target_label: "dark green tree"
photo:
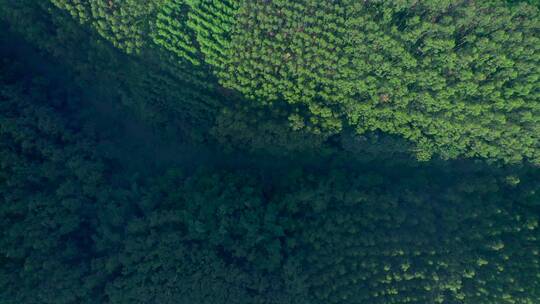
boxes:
[0,55,106,303]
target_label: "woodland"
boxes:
[0,1,539,303]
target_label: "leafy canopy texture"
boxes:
[219,1,540,163]
[1,1,540,304]
[48,0,540,163]
[0,57,107,303]
[282,169,540,304]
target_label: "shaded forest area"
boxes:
[1,1,539,304]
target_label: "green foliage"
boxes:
[218,1,540,163]
[152,0,202,65]
[107,240,281,304]
[0,56,105,304]
[105,171,296,303]
[284,170,540,303]
[1,1,539,304]
[211,101,327,156]
[22,0,540,164]
[183,0,239,69]
[50,0,162,54]
[0,0,223,141]
[138,170,287,272]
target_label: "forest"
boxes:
[0,1,539,303]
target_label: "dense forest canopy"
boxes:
[1,0,539,303]
[41,0,540,163]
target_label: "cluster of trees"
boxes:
[152,0,202,65]
[49,0,158,54]
[287,169,540,303]
[221,0,540,163]
[1,71,538,302]
[1,0,223,140]
[50,0,540,163]
[1,1,539,303]
[13,0,540,164]
[19,0,539,163]
[0,41,108,302]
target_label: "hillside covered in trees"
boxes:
[1,1,539,303]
